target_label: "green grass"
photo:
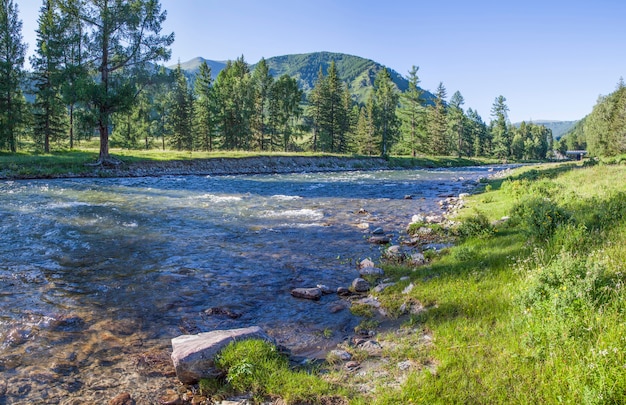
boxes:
[362,162,626,404]
[199,339,346,404]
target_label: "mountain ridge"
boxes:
[167,51,434,104]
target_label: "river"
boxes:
[0,167,500,404]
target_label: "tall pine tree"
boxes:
[0,0,26,152]
[32,0,67,152]
[398,66,426,156]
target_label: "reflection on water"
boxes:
[0,167,497,403]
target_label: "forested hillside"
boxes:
[169,52,434,105]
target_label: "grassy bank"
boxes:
[359,162,626,404]
[0,149,498,179]
[198,161,626,404]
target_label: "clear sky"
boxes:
[16,0,626,123]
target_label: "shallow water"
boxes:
[0,167,499,403]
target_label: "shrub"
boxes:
[455,211,493,240]
[511,197,571,241]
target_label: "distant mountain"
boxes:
[170,52,434,105]
[167,57,226,80]
[513,120,579,139]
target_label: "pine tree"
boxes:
[490,95,511,159]
[168,65,193,150]
[372,68,399,156]
[307,66,327,152]
[427,82,449,155]
[448,91,466,157]
[31,0,67,153]
[268,74,303,151]
[398,66,426,156]
[74,0,174,163]
[467,108,489,157]
[316,61,344,152]
[57,0,89,149]
[214,56,254,150]
[194,61,217,151]
[251,58,273,150]
[0,0,26,152]
[353,99,377,155]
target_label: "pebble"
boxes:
[352,278,370,292]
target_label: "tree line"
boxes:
[558,79,626,158]
[0,0,554,161]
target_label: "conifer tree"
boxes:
[372,68,399,156]
[71,0,174,163]
[268,74,302,151]
[448,91,466,157]
[168,65,193,150]
[32,0,67,152]
[427,82,449,155]
[398,66,426,156]
[490,95,511,159]
[0,0,26,152]
[251,58,273,150]
[194,61,218,151]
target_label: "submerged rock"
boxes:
[204,307,242,319]
[291,287,323,300]
[108,392,134,405]
[368,236,391,244]
[171,326,274,384]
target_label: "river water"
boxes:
[0,167,499,404]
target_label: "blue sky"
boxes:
[17,0,626,123]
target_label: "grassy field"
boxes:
[196,161,626,404]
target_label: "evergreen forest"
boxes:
[0,0,558,163]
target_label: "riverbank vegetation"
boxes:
[200,161,626,404]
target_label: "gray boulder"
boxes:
[359,266,384,277]
[171,326,274,384]
[291,287,323,300]
[352,278,370,292]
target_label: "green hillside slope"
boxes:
[171,51,434,105]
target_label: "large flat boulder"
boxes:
[171,326,274,384]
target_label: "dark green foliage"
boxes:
[0,0,27,152]
[490,95,511,159]
[372,68,400,156]
[397,66,426,156]
[31,0,67,152]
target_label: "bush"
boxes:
[455,211,493,240]
[511,197,571,241]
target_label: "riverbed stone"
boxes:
[352,278,370,292]
[409,252,426,266]
[359,266,384,277]
[368,235,391,244]
[317,284,334,294]
[108,392,134,405]
[171,326,274,384]
[359,258,376,268]
[371,227,385,235]
[291,287,322,300]
[329,349,352,361]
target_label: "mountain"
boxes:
[513,120,579,139]
[169,52,434,105]
[167,57,226,80]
